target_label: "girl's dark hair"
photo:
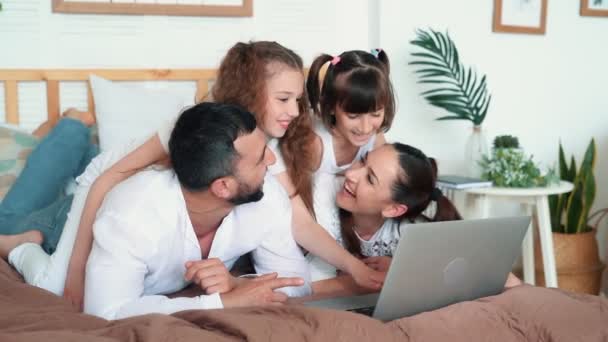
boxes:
[211,41,317,213]
[307,50,395,132]
[340,143,462,256]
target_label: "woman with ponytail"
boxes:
[337,143,460,264]
[310,142,521,293]
[304,143,460,282]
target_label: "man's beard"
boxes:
[229,179,264,205]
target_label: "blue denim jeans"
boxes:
[0,118,98,254]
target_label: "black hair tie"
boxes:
[430,187,443,202]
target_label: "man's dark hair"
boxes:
[169,102,257,192]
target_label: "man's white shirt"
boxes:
[84,168,311,320]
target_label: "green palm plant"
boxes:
[549,139,597,234]
[409,29,491,126]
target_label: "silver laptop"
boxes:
[304,216,531,321]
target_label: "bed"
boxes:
[1,256,606,341]
[1,69,607,341]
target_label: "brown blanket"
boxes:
[1,258,606,341]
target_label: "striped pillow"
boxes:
[0,125,39,199]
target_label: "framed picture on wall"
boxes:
[493,0,548,34]
[52,0,253,17]
[581,0,608,17]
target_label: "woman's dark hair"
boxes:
[307,50,395,132]
[340,143,462,256]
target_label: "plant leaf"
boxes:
[409,28,490,125]
[420,85,462,93]
[558,142,569,180]
[578,171,596,233]
[418,79,461,86]
[425,94,468,103]
[436,116,471,121]
[565,175,584,234]
[408,61,451,69]
[576,139,596,233]
[581,138,596,171]
[415,69,452,78]
[549,194,559,231]
[568,156,577,182]
[471,78,488,110]
[554,141,568,231]
[410,52,444,61]
[425,102,471,115]
[477,94,491,125]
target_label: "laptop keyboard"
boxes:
[347,306,375,316]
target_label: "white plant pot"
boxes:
[464,125,488,178]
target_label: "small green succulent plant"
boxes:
[479,135,557,188]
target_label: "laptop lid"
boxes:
[373,216,530,321]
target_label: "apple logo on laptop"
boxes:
[443,257,474,301]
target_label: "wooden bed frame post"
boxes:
[46,80,60,124]
[196,80,209,103]
[4,80,19,124]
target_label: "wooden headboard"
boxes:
[0,69,217,125]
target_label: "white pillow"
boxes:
[89,75,195,151]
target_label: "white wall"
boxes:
[379,0,608,291]
[0,0,371,68]
[0,0,371,129]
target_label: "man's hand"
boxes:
[349,260,385,291]
[185,258,238,294]
[220,273,304,308]
[363,256,392,273]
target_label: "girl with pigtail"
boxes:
[268,49,398,281]
[284,51,519,289]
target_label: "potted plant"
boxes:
[536,139,606,294]
[479,135,558,188]
[409,28,491,177]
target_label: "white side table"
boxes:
[461,181,573,288]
